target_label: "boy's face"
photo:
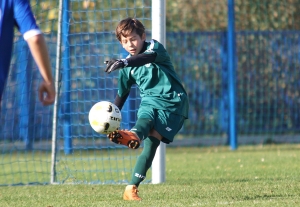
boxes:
[120,31,146,56]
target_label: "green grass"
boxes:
[1,144,300,206]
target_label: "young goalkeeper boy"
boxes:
[104,17,189,201]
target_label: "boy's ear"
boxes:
[142,33,146,41]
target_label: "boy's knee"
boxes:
[148,129,162,141]
[143,136,161,149]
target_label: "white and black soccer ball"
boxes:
[88,101,122,134]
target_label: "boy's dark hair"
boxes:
[115,18,145,42]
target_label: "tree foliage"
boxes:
[166,0,300,31]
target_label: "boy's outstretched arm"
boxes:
[104,53,157,74]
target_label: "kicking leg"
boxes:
[107,118,154,149]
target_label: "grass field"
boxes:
[0,144,300,206]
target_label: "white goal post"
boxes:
[151,0,166,184]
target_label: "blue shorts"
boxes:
[137,106,185,144]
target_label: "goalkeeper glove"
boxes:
[104,59,128,74]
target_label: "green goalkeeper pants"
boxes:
[133,106,185,144]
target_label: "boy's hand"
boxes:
[104,59,128,74]
[38,81,56,106]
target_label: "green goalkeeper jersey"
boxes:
[117,39,189,118]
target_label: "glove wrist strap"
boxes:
[121,59,128,67]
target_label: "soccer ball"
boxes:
[88,101,122,134]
